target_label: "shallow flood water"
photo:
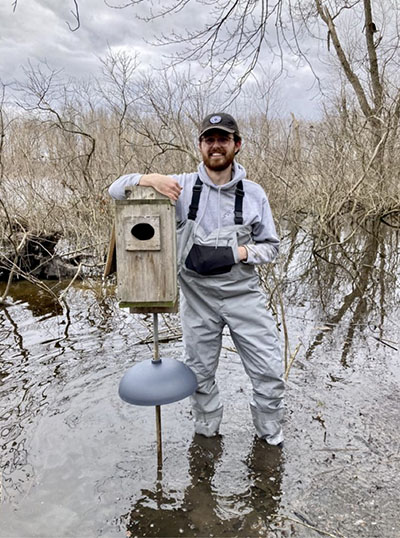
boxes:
[0,227,399,537]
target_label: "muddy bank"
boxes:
[0,228,399,538]
[0,232,90,282]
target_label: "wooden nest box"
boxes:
[114,186,178,313]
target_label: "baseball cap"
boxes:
[199,113,241,139]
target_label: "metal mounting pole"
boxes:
[153,313,162,468]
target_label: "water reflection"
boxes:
[276,221,400,364]
[0,280,63,318]
[0,226,399,536]
[125,436,283,537]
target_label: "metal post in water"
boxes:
[153,313,162,468]
[119,313,197,468]
[156,405,162,468]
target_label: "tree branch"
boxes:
[315,0,374,123]
[363,0,383,113]
[66,0,80,31]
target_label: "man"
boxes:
[109,112,285,446]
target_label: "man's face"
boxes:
[199,130,241,172]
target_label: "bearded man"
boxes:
[109,113,285,446]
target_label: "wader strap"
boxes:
[187,177,245,223]
[187,177,203,221]
[234,180,244,225]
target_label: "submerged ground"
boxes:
[0,227,399,538]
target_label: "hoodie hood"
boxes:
[197,161,247,189]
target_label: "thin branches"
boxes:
[11,0,80,31]
[0,232,27,305]
[315,0,374,122]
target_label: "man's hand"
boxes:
[238,246,248,262]
[139,173,182,201]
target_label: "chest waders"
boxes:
[177,178,285,445]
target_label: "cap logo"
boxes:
[209,115,222,124]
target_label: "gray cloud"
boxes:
[0,0,324,118]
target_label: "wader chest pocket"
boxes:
[185,244,235,275]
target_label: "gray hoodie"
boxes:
[108,161,279,265]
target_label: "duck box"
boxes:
[114,186,178,313]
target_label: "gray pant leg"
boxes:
[180,284,224,437]
[225,288,285,445]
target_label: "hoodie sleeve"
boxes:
[108,173,188,200]
[245,193,279,265]
[108,173,142,200]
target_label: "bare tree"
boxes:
[0,81,14,185]
[97,49,141,175]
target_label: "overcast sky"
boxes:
[0,0,326,119]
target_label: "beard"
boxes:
[201,146,236,171]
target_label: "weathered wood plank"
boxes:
[103,225,116,277]
[114,187,178,312]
